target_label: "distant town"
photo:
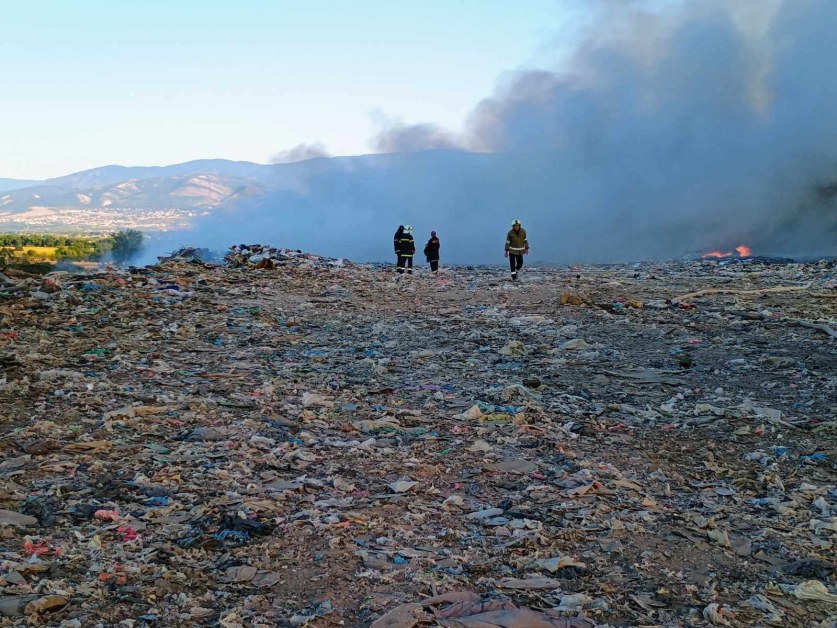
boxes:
[0,206,199,234]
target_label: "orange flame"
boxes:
[701,244,752,259]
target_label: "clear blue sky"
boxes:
[1,0,584,179]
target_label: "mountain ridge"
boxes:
[41,159,277,190]
[3,150,481,190]
[0,151,490,241]
[0,177,41,193]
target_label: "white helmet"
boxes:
[512,219,521,226]
[405,225,413,233]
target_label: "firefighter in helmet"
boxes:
[397,225,416,274]
[504,219,529,280]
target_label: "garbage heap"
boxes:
[0,252,835,627]
[157,248,222,265]
[224,244,353,271]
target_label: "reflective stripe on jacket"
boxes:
[398,234,416,257]
[505,228,528,252]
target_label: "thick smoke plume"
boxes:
[372,123,459,153]
[173,0,837,264]
[270,142,330,164]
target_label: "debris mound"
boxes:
[224,243,352,270]
[157,246,221,265]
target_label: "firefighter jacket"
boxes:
[398,233,416,257]
[424,237,440,261]
[505,228,529,253]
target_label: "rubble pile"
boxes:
[0,252,835,627]
[157,248,222,265]
[224,244,353,271]
[0,270,41,300]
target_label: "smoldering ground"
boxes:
[154,0,837,264]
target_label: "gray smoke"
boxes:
[373,122,460,153]
[270,142,330,164]
[169,0,837,264]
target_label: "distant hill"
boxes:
[0,153,480,233]
[0,172,262,214]
[0,177,41,193]
[0,156,367,219]
[0,162,274,235]
[42,160,276,190]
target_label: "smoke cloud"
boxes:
[270,142,330,164]
[373,122,461,153]
[167,0,837,264]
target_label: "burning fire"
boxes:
[701,244,752,260]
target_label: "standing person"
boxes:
[424,230,441,273]
[397,225,416,274]
[393,225,404,269]
[504,219,529,281]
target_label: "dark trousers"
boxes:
[429,259,439,272]
[397,256,413,274]
[509,253,523,276]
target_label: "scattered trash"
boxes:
[497,577,563,590]
[0,510,39,528]
[499,340,527,357]
[783,580,837,604]
[560,338,592,351]
[0,247,834,625]
[388,480,418,493]
[0,594,68,618]
[560,293,584,306]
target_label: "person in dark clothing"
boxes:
[397,225,416,274]
[394,225,404,264]
[504,219,529,281]
[424,230,440,273]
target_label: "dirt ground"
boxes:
[0,257,835,627]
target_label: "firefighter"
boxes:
[424,230,440,273]
[397,225,416,274]
[393,225,404,264]
[504,219,529,281]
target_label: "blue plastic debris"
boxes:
[801,452,827,463]
[214,529,250,544]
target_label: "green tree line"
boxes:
[0,229,144,265]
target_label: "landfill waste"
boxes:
[224,244,352,270]
[0,248,835,625]
[157,247,223,265]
